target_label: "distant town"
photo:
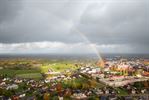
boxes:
[0,55,149,100]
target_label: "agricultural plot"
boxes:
[16,73,42,79]
[40,63,77,73]
[0,69,40,77]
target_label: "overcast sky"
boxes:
[0,0,148,54]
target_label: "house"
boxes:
[6,84,18,90]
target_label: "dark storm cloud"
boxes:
[76,0,149,45]
[0,0,22,23]
[0,0,87,43]
[0,0,148,53]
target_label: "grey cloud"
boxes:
[0,0,22,23]
[0,0,88,43]
[76,0,149,45]
[0,0,148,53]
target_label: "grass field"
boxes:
[0,62,77,79]
[115,87,128,95]
[0,69,40,77]
[62,76,105,89]
[16,73,42,79]
[40,63,77,73]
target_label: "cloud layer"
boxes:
[0,42,134,54]
[0,0,148,54]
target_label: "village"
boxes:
[0,57,149,100]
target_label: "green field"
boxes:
[40,63,77,73]
[115,87,128,95]
[16,73,42,79]
[0,69,40,77]
[61,77,105,89]
[0,62,78,79]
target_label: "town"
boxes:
[0,56,149,100]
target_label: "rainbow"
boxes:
[47,10,103,62]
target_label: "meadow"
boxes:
[16,73,42,79]
[0,69,40,77]
[40,63,77,73]
[0,59,79,79]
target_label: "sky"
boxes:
[0,0,148,54]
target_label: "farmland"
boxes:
[0,59,79,79]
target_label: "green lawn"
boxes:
[96,81,106,88]
[40,63,77,73]
[62,77,88,89]
[115,87,128,96]
[0,69,40,77]
[62,77,105,89]
[16,73,42,79]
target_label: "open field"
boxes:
[62,76,105,89]
[40,63,77,73]
[115,87,128,95]
[0,69,40,77]
[0,61,78,79]
[16,73,42,79]
[0,58,79,77]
